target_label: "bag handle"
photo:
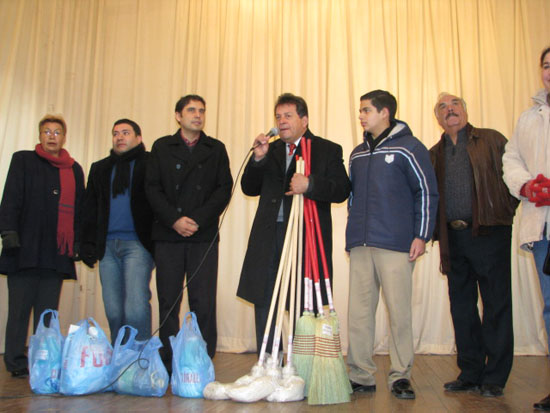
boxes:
[113,325,138,351]
[86,317,109,341]
[183,311,202,337]
[38,309,60,331]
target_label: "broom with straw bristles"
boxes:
[302,138,351,405]
[310,198,352,396]
[292,155,316,392]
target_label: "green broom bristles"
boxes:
[328,310,352,394]
[308,314,351,405]
[292,310,316,393]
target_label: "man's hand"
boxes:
[285,173,309,195]
[252,133,269,161]
[409,238,426,262]
[172,216,199,237]
[1,231,20,249]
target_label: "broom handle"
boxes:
[271,208,295,362]
[301,138,316,314]
[286,179,300,366]
[310,200,335,312]
[304,203,312,313]
[258,190,298,365]
[302,137,332,315]
[305,197,325,317]
[296,159,304,319]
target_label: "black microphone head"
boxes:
[266,127,279,138]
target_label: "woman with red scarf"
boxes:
[0,114,85,378]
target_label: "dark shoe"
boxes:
[443,379,480,392]
[534,394,550,411]
[391,379,415,399]
[480,383,503,397]
[350,380,376,393]
[11,368,29,378]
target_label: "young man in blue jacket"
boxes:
[346,90,438,399]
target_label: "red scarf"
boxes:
[35,144,76,256]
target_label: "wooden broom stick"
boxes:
[258,191,298,365]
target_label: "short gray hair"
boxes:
[434,92,467,116]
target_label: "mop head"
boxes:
[265,354,283,380]
[267,374,305,402]
[226,375,278,402]
[203,381,231,400]
[307,314,351,405]
[292,311,316,392]
[203,356,306,403]
[203,360,266,400]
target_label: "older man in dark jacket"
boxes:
[237,93,350,354]
[430,93,518,397]
[146,95,233,365]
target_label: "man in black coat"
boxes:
[81,119,154,342]
[145,95,233,363]
[237,93,350,354]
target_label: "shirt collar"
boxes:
[287,136,303,151]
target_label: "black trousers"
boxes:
[155,241,218,364]
[447,225,514,387]
[4,268,63,372]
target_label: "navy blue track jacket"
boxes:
[345,120,438,253]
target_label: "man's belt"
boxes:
[448,220,470,230]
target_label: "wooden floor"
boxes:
[0,353,549,412]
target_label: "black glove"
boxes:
[1,231,20,249]
[81,242,97,269]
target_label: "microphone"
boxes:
[266,127,279,138]
[251,128,279,151]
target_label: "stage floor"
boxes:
[0,352,548,412]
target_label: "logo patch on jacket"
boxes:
[385,154,394,164]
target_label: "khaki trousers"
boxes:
[347,246,414,388]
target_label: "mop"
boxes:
[267,183,305,403]
[205,179,305,402]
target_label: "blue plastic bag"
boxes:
[170,311,215,398]
[110,325,169,397]
[28,309,64,394]
[59,317,113,395]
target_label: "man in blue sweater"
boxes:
[346,90,438,399]
[82,119,154,342]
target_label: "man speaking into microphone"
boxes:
[237,93,350,353]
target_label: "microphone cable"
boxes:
[93,129,278,393]
[0,130,280,399]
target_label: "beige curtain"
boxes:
[1,0,549,356]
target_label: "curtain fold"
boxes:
[1,0,549,355]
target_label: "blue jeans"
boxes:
[99,239,154,342]
[532,239,550,353]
